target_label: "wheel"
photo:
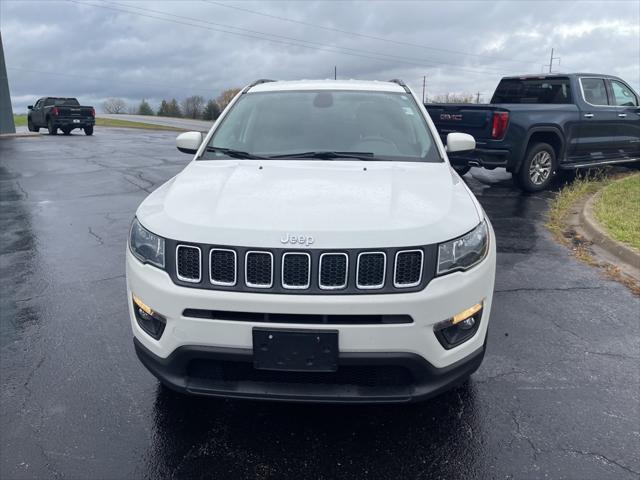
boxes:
[84,126,94,136]
[27,117,39,132]
[453,165,471,176]
[47,119,57,135]
[61,128,71,135]
[514,142,556,192]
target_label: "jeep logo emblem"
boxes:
[280,233,315,247]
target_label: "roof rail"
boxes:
[243,79,276,93]
[388,79,410,93]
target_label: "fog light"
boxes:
[434,301,483,349]
[132,294,166,340]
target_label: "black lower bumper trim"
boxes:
[134,337,486,404]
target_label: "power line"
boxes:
[202,0,540,66]
[77,0,513,77]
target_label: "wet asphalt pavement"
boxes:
[1,128,638,480]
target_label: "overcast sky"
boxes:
[2,0,639,113]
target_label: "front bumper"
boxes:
[126,225,496,402]
[134,336,486,403]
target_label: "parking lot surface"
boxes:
[1,128,638,479]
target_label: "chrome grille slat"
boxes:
[176,245,201,283]
[281,252,311,289]
[245,251,274,288]
[209,248,237,286]
[319,253,348,290]
[394,250,424,288]
[356,252,386,289]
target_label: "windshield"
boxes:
[201,90,441,162]
[491,78,572,104]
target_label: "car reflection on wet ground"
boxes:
[1,129,638,479]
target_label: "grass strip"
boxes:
[593,173,640,250]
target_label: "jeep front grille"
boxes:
[319,253,348,290]
[282,252,311,289]
[394,250,424,287]
[167,243,436,294]
[245,251,273,288]
[176,245,201,283]
[210,249,236,286]
[356,252,386,289]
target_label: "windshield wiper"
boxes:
[267,151,377,161]
[205,146,267,159]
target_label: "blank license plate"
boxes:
[253,328,338,372]
[73,119,80,123]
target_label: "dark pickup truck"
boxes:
[426,73,640,191]
[27,97,95,136]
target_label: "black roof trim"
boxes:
[243,79,276,93]
[388,79,411,93]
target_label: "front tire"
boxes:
[27,118,39,132]
[47,119,57,135]
[514,142,556,192]
[84,126,94,136]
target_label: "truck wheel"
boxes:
[61,128,71,135]
[515,142,556,192]
[84,126,94,136]
[453,165,471,176]
[47,119,57,135]
[27,118,39,132]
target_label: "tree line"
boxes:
[102,88,241,120]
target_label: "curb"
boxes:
[0,132,40,139]
[580,187,640,270]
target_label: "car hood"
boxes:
[137,160,482,248]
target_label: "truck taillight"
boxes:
[491,112,509,139]
[90,107,96,117]
[51,107,59,116]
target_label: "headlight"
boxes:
[437,220,488,275]
[129,218,165,268]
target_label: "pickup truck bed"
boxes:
[426,73,640,191]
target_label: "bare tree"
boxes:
[182,95,205,119]
[216,88,241,111]
[102,97,128,114]
[428,93,475,104]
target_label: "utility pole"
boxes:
[548,48,560,73]
[476,91,481,104]
[334,66,337,80]
[422,76,427,103]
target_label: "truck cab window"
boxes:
[611,80,638,107]
[580,78,609,106]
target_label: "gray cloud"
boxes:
[2,0,639,112]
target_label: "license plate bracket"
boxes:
[252,328,338,372]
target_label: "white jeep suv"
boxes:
[126,79,496,403]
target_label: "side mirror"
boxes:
[176,131,203,155]
[446,132,476,153]
[27,105,33,110]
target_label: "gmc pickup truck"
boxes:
[426,73,640,191]
[27,97,95,136]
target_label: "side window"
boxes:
[580,78,609,106]
[34,100,42,109]
[44,98,54,107]
[610,80,638,107]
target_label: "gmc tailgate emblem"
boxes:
[440,113,463,121]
